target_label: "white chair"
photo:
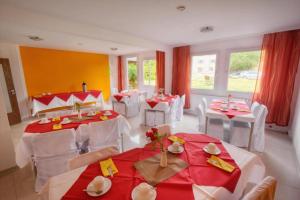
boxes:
[121,89,129,93]
[32,129,79,192]
[88,118,122,152]
[242,176,277,200]
[68,146,119,170]
[230,104,268,152]
[176,95,186,121]
[113,92,140,117]
[251,101,261,116]
[200,98,225,140]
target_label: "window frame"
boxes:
[190,51,219,95]
[225,47,261,95]
[142,57,156,87]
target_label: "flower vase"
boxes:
[160,149,168,168]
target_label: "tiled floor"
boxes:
[1,112,300,200]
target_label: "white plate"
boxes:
[38,120,51,124]
[167,145,184,154]
[203,146,221,155]
[86,177,112,197]
[87,113,96,117]
[103,112,112,116]
[131,185,157,200]
[60,120,72,125]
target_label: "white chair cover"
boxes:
[142,96,179,127]
[230,105,268,152]
[111,87,118,95]
[176,95,185,121]
[88,118,121,152]
[32,129,78,192]
[199,99,224,139]
[113,92,140,117]
[251,101,261,117]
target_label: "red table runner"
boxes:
[146,95,178,108]
[32,90,102,106]
[25,110,119,133]
[62,134,241,200]
[210,101,251,119]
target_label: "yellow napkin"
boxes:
[95,111,100,114]
[168,135,185,144]
[100,158,118,177]
[100,116,108,121]
[53,124,62,130]
[207,155,235,173]
[52,117,61,122]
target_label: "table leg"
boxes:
[205,116,208,134]
[248,122,254,151]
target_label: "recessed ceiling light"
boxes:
[110,47,118,51]
[200,26,214,33]
[28,35,43,41]
[176,5,186,11]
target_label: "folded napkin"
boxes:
[168,135,185,144]
[100,116,108,121]
[207,155,235,173]
[100,158,118,177]
[52,117,61,122]
[53,124,62,130]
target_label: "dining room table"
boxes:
[205,99,255,150]
[39,133,265,200]
[15,110,131,168]
[142,94,180,126]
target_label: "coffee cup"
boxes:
[207,143,217,153]
[135,183,154,200]
[92,176,105,193]
[40,117,49,123]
[172,141,181,152]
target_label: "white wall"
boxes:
[0,43,30,119]
[187,35,263,113]
[0,84,16,171]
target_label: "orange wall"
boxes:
[19,46,110,101]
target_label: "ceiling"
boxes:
[0,0,300,55]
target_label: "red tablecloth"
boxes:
[146,95,178,108]
[210,101,251,119]
[62,134,241,200]
[25,110,119,133]
[32,90,102,105]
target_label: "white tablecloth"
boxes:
[39,141,265,200]
[15,115,131,168]
[32,93,104,116]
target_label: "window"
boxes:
[191,54,217,90]
[127,57,138,89]
[227,50,261,92]
[143,59,156,86]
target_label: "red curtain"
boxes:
[156,51,165,91]
[253,29,300,126]
[117,56,124,92]
[172,46,191,109]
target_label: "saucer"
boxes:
[86,177,112,197]
[203,146,221,155]
[103,111,112,116]
[60,119,72,124]
[87,113,96,117]
[167,145,184,154]
[38,120,51,124]
[131,184,157,200]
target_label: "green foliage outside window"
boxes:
[128,61,138,89]
[143,60,156,85]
